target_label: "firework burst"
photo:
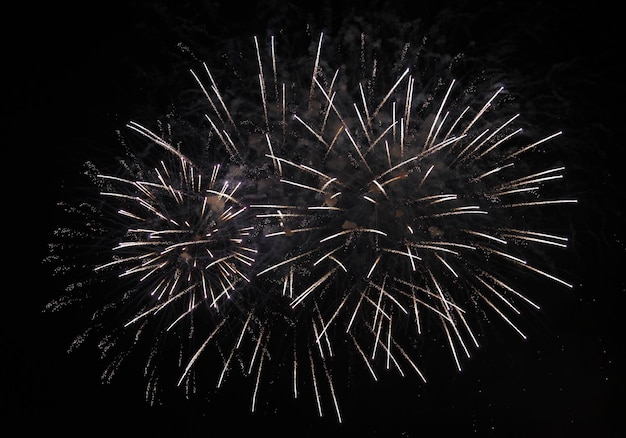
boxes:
[46,31,577,423]
[45,120,261,402]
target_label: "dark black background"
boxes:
[5,0,623,436]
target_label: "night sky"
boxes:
[5,1,623,436]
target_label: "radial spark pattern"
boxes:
[46,31,577,422]
[100,123,256,313]
[46,123,260,403]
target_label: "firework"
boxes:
[46,31,577,423]
[45,119,261,403]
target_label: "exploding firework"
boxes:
[46,30,577,423]
[45,120,261,403]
